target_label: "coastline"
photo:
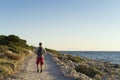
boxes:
[60,51,120,64]
[47,49,120,80]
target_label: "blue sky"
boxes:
[0,0,120,51]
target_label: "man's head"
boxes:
[39,42,42,47]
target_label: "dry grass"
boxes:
[0,62,15,75]
[0,46,33,78]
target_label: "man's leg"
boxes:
[40,65,43,72]
[36,57,40,72]
[37,64,39,72]
[40,57,44,72]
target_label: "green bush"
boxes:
[67,54,83,63]
[0,35,33,53]
[45,48,60,56]
[75,64,102,78]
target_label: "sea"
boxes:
[60,51,120,64]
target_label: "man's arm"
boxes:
[43,48,47,54]
[35,48,38,54]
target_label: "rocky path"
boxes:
[10,53,69,80]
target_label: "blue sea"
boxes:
[60,51,120,64]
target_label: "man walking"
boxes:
[35,42,46,72]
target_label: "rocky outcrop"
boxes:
[46,49,120,80]
[49,53,92,80]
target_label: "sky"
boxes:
[0,0,120,51]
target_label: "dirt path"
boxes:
[10,53,69,80]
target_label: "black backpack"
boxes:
[37,47,44,56]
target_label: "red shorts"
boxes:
[36,56,44,65]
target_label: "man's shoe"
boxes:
[40,69,42,73]
[37,69,39,72]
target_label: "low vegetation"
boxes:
[0,35,34,78]
[45,48,60,56]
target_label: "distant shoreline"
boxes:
[60,50,120,52]
[60,51,120,65]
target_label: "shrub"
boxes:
[75,64,102,78]
[0,35,33,51]
[67,54,83,63]
[45,48,60,56]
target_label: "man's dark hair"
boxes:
[39,42,42,46]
